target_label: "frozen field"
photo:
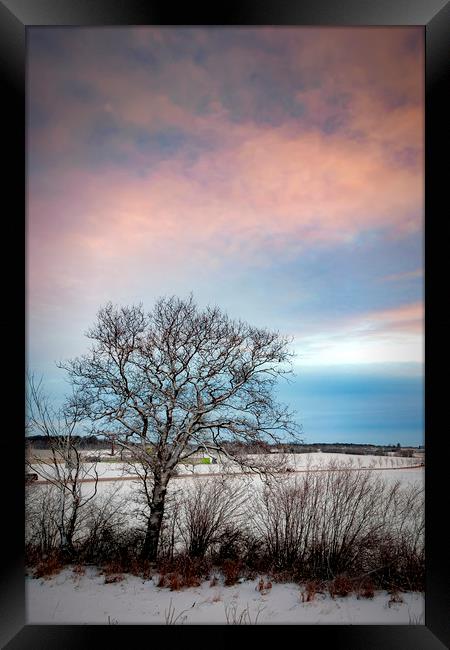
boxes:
[27,451,424,520]
[26,452,424,625]
[28,451,423,481]
[26,567,424,625]
[26,452,424,514]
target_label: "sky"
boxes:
[27,27,424,446]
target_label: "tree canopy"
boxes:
[62,295,299,470]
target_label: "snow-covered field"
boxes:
[26,567,424,625]
[27,452,424,516]
[26,452,424,625]
[28,450,422,479]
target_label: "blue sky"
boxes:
[277,366,424,446]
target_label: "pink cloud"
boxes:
[27,27,424,340]
[381,269,423,282]
[360,302,424,335]
[27,105,423,316]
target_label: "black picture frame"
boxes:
[1,0,448,647]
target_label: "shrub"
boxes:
[104,574,124,584]
[256,577,272,593]
[168,573,183,591]
[156,555,210,590]
[128,558,152,580]
[329,574,353,598]
[179,478,247,560]
[157,573,167,588]
[222,559,241,586]
[251,462,425,590]
[102,559,128,576]
[26,485,61,555]
[388,590,404,606]
[301,580,323,603]
[357,579,375,599]
[25,458,425,595]
[33,551,64,579]
[72,564,85,576]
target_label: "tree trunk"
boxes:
[141,474,169,561]
[64,501,79,558]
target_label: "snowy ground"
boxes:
[26,453,424,625]
[26,567,424,625]
[28,451,422,480]
[26,453,424,521]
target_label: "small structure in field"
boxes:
[182,448,219,465]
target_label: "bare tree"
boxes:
[60,295,299,560]
[26,375,99,557]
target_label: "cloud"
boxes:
[27,27,424,373]
[381,268,423,282]
[28,27,423,261]
[293,302,423,366]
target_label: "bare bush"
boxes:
[222,558,242,586]
[77,486,135,564]
[32,551,64,579]
[251,460,424,587]
[26,446,424,592]
[252,471,321,570]
[26,485,61,555]
[305,462,385,578]
[178,477,248,559]
[371,482,424,590]
[26,375,99,557]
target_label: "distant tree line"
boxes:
[27,435,421,457]
[26,435,105,450]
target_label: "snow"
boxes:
[27,452,424,532]
[28,451,423,481]
[27,452,424,508]
[26,568,424,625]
[26,452,424,625]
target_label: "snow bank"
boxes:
[26,568,424,625]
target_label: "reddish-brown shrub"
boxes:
[357,579,375,599]
[102,559,128,576]
[104,574,124,584]
[25,545,42,568]
[256,577,273,593]
[329,575,353,598]
[270,569,294,584]
[157,573,167,588]
[168,573,182,591]
[301,580,322,602]
[222,559,241,586]
[388,590,404,606]
[155,556,207,590]
[33,552,64,579]
[72,564,85,576]
[128,558,152,580]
